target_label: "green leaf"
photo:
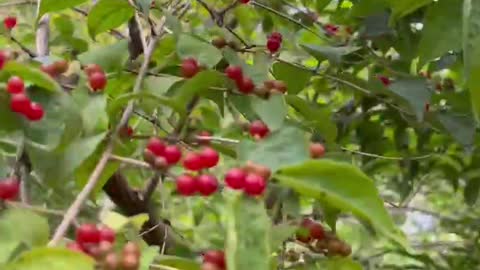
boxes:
[244,52,272,85]
[26,132,106,184]
[270,223,297,250]
[275,160,407,247]
[251,95,287,131]
[140,247,159,270]
[87,0,135,39]
[52,15,74,37]
[156,256,200,270]
[137,0,153,16]
[301,45,360,65]
[237,126,309,172]
[3,61,61,92]
[109,92,186,117]
[0,209,49,247]
[177,34,222,67]
[388,78,431,121]
[37,0,89,20]
[78,40,129,72]
[285,95,337,144]
[317,257,363,270]
[464,177,480,206]
[272,62,312,95]
[418,0,462,66]
[6,248,95,270]
[0,241,21,264]
[434,112,475,148]
[388,0,433,21]
[174,70,226,106]
[463,0,480,123]
[226,195,271,270]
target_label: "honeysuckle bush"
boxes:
[1,0,480,269]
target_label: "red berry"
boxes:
[10,93,30,114]
[225,65,243,82]
[89,71,107,91]
[24,102,44,121]
[4,16,17,30]
[308,222,325,240]
[239,0,250,3]
[67,242,85,253]
[76,224,100,246]
[267,38,281,53]
[197,174,218,196]
[249,120,270,138]
[146,137,166,156]
[224,168,247,190]
[197,130,211,145]
[243,173,266,196]
[40,64,57,78]
[199,147,219,168]
[84,64,103,76]
[309,143,325,159]
[378,75,391,87]
[53,60,69,74]
[269,32,283,42]
[163,145,182,165]
[0,50,8,70]
[176,174,197,196]
[183,152,204,171]
[7,76,24,94]
[99,226,116,243]
[237,76,255,94]
[324,24,339,35]
[181,58,200,78]
[203,250,226,268]
[0,177,20,201]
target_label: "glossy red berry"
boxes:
[237,76,255,94]
[225,65,243,82]
[176,174,197,196]
[197,174,218,196]
[269,32,283,42]
[0,177,20,201]
[267,38,281,53]
[84,64,103,76]
[249,120,270,138]
[89,71,107,91]
[378,75,391,87]
[225,168,247,190]
[24,102,44,121]
[10,93,30,114]
[239,0,250,3]
[309,143,325,159]
[199,147,219,168]
[67,242,85,253]
[243,173,266,196]
[76,224,100,245]
[203,250,226,268]
[99,226,116,243]
[183,152,204,171]
[4,16,17,30]
[309,222,325,240]
[0,50,8,70]
[163,145,182,165]
[146,137,166,156]
[7,76,24,94]
[181,58,200,78]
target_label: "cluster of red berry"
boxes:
[68,224,141,270]
[0,177,20,201]
[3,16,16,30]
[83,64,107,91]
[224,162,268,196]
[143,137,182,169]
[225,65,255,94]
[40,60,69,78]
[7,76,45,121]
[296,218,351,257]
[202,250,226,270]
[266,32,282,54]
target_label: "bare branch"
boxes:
[35,15,50,57]
[10,36,37,58]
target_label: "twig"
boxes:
[110,154,151,169]
[341,147,433,161]
[35,14,50,57]
[143,174,162,202]
[219,1,239,15]
[0,0,34,8]
[6,201,65,216]
[226,26,249,47]
[9,36,36,57]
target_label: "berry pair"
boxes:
[69,224,115,255]
[176,174,219,196]
[40,60,69,78]
[267,32,282,54]
[225,65,255,94]
[202,250,226,270]
[181,58,201,78]
[7,76,45,121]
[84,64,107,91]
[4,16,16,30]
[183,147,219,171]
[0,177,20,201]
[144,137,182,169]
[296,218,325,244]
[224,167,267,196]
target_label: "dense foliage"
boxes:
[1,0,480,269]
